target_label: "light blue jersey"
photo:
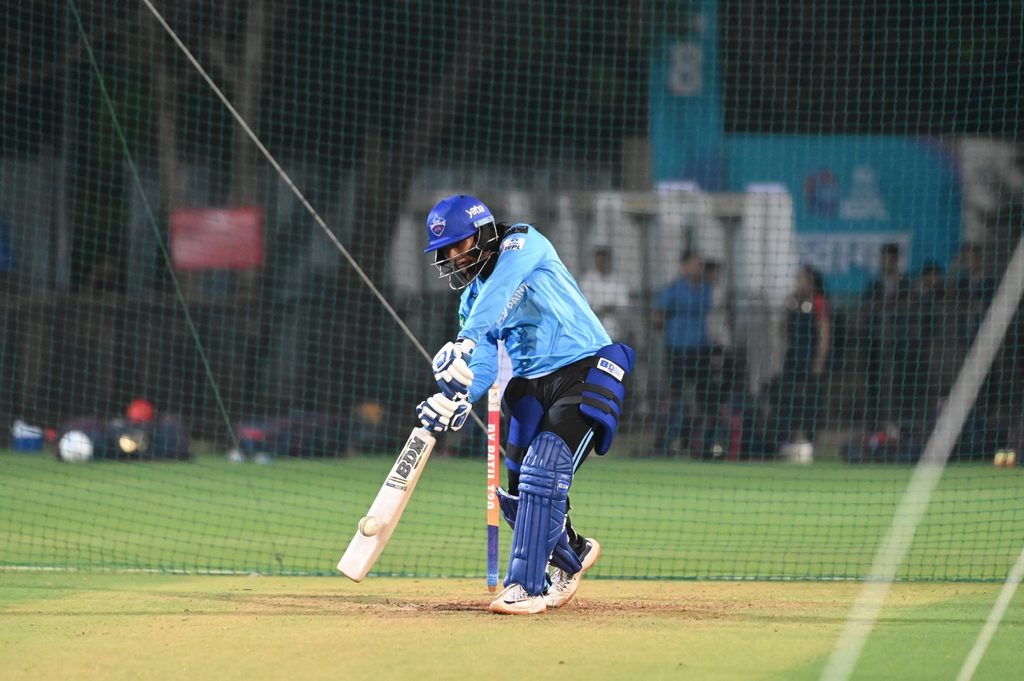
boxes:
[458,224,611,403]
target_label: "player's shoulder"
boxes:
[500,222,556,251]
[497,222,536,254]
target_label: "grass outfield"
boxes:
[0,574,1021,680]
[1,450,1022,580]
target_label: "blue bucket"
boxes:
[11,421,43,452]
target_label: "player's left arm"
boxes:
[418,333,498,432]
[465,339,498,404]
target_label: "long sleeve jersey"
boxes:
[457,224,611,403]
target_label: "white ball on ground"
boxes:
[58,430,94,462]
[782,441,814,465]
[358,516,381,537]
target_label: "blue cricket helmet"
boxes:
[423,195,494,253]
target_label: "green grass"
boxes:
[1,450,1022,580]
[0,574,1020,681]
[2,452,1022,679]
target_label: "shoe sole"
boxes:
[487,600,547,615]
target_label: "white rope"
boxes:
[139,0,430,362]
[955,543,1024,681]
[821,233,1024,681]
[139,0,490,434]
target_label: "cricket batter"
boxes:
[415,194,635,614]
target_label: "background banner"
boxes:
[726,135,961,294]
[650,0,725,190]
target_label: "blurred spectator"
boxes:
[774,265,831,449]
[859,242,910,425]
[896,261,946,427]
[0,217,14,293]
[949,242,996,302]
[948,242,998,340]
[863,242,910,302]
[702,260,741,415]
[578,245,630,343]
[906,260,946,339]
[703,260,732,349]
[912,260,946,301]
[653,251,712,454]
[950,243,1014,452]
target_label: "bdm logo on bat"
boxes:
[385,436,428,491]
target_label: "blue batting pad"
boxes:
[505,431,575,595]
[497,485,582,576]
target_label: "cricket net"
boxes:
[0,1,1022,581]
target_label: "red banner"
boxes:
[171,207,264,271]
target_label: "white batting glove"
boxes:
[432,339,475,398]
[416,392,472,433]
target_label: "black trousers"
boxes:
[775,367,822,443]
[502,357,598,553]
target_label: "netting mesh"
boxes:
[1,1,1022,580]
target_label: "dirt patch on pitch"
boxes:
[152,579,863,623]
[214,586,839,622]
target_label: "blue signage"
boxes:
[650,4,963,296]
[726,135,962,294]
[650,0,725,190]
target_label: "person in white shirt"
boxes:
[578,245,630,342]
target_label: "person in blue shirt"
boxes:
[653,251,713,454]
[415,194,634,615]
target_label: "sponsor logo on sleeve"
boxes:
[500,237,525,252]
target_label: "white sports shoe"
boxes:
[544,538,602,608]
[488,583,547,615]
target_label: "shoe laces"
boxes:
[505,583,533,601]
[547,568,573,592]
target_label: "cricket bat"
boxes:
[337,427,436,582]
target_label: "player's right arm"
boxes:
[425,226,545,413]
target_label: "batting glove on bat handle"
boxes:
[416,392,472,433]
[432,338,476,398]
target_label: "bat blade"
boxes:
[337,427,436,582]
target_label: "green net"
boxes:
[1,1,1022,580]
